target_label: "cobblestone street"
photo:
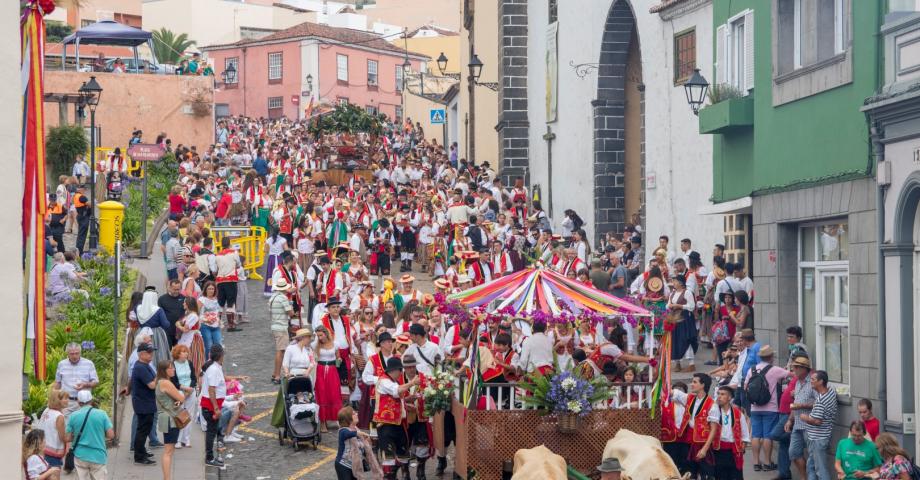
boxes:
[207,270,450,480]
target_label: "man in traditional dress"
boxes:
[696,386,751,479]
[375,357,420,479]
[402,354,433,480]
[666,373,714,477]
[359,331,397,429]
[396,274,422,310]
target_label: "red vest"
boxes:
[713,405,745,454]
[373,374,405,425]
[589,342,617,368]
[321,314,352,348]
[689,396,716,444]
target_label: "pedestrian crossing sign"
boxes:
[430,108,446,125]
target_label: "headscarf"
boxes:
[136,290,160,324]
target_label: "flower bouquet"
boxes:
[423,366,457,417]
[518,371,612,433]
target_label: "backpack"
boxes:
[745,364,774,406]
[711,318,731,345]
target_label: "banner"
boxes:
[546,22,559,123]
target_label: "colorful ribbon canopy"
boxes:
[448,267,651,316]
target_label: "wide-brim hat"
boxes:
[790,356,812,369]
[401,354,418,368]
[758,345,775,358]
[597,457,623,473]
[713,267,727,280]
[377,332,395,346]
[272,278,292,292]
[646,276,664,293]
[293,328,313,340]
[434,278,451,290]
[326,298,342,307]
[400,274,415,283]
[385,357,404,373]
[396,333,411,345]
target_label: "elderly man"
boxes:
[53,342,99,416]
[557,247,585,277]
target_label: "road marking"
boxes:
[246,407,274,423]
[286,451,336,480]
[238,425,276,439]
[245,391,278,399]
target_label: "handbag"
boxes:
[173,408,192,429]
[64,407,93,473]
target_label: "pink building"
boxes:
[202,22,428,121]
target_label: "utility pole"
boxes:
[543,125,556,218]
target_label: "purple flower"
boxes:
[81,252,95,261]
[81,340,95,351]
[99,287,112,295]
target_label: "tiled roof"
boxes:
[407,24,460,38]
[649,0,692,13]
[203,21,429,59]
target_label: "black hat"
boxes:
[137,343,157,353]
[376,332,395,346]
[385,357,404,373]
[408,323,426,336]
[319,256,332,265]
[326,298,342,307]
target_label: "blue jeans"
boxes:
[130,411,161,449]
[806,437,832,480]
[201,325,222,357]
[771,418,792,478]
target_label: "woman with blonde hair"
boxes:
[23,429,60,480]
[154,360,185,480]
[875,433,915,479]
[37,390,70,467]
[170,345,198,448]
[312,325,340,433]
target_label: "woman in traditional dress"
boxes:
[666,275,698,373]
[263,227,288,296]
[312,326,340,433]
[552,322,576,371]
[132,287,171,366]
[176,296,206,377]
[637,266,670,356]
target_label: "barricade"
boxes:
[210,225,267,280]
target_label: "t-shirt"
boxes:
[131,360,157,414]
[25,454,49,479]
[269,293,293,332]
[744,362,789,412]
[590,269,611,292]
[835,438,882,479]
[66,407,113,465]
[864,416,880,441]
[805,389,838,440]
[610,265,628,297]
[200,363,227,411]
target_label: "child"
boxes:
[23,430,60,480]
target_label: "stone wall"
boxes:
[497,0,530,186]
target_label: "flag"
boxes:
[22,0,50,380]
[304,96,314,119]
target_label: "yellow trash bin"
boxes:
[97,201,125,254]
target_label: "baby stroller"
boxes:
[277,375,321,450]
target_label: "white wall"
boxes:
[144,0,277,47]
[526,0,721,249]
[2,0,25,475]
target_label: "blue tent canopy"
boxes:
[61,20,157,70]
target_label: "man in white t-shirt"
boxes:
[696,386,751,479]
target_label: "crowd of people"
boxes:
[23,114,919,480]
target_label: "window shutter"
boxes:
[744,10,755,92]
[715,24,727,84]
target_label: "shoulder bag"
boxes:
[63,407,93,473]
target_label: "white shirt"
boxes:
[706,404,751,443]
[313,315,351,351]
[265,236,288,256]
[418,225,433,244]
[739,276,754,296]
[513,332,554,372]
[404,340,441,377]
[729,346,751,387]
[201,363,227,400]
[362,352,394,386]
[349,233,363,253]
[377,377,406,420]
[282,344,315,375]
[670,390,709,429]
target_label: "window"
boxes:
[777,0,846,76]
[673,29,696,84]
[891,0,920,12]
[367,59,378,86]
[224,57,239,84]
[268,96,283,109]
[548,0,558,23]
[395,105,403,123]
[716,10,754,93]
[337,54,348,82]
[799,221,850,394]
[723,214,751,273]
[338,97,349,106]
[366,105,378,115]
[268,52,282,81]
[396,65,404,91]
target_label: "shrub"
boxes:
[46,124,89,179]
[707,83,744,105]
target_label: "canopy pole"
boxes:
[133,46,139,74]
[75,39,80,71]
[61,43,65,71]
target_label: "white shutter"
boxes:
[715,24,727,85]
[743,10,755,92]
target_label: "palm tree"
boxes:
[151,28,196,65]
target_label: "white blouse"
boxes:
[282,344,315,375]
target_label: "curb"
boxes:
[140,210,169,258]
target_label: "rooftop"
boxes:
[406,24,459,38]
[202,20,428,58]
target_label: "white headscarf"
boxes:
[136,290,160,324]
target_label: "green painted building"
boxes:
[699,0,884,443]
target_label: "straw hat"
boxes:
[434,278,451,290]
[395,333,411,345]
[293,328,313,340]
[790,356,812,369]
[400,274,416,283]
[758,345,776,358]
[646,277,664,293]
[272,278,293,292]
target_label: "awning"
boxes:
[697,195,753,215]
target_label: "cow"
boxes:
[512,444,568,480]
[602,429,689,480]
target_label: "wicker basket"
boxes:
[557,413,579,433]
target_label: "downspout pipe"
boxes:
[869,122,887,429]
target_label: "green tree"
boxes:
[151,28,196,65]
[46,124,88,178]
[45,20,73,43]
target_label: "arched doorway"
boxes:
[593,0,644,243]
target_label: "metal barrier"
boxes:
[92,147,143,178]
[210,225,267,280]
[478,382,653,411]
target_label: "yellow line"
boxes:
[238,425,275,439]
[287,451,336,480]
[245,391,278,399]
[246,407,274,423]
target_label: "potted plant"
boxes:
[698,83,754,134]
[518,371,611,433]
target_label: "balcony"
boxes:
[698,96,754,134]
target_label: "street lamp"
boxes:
[437,52,448,75]
[468,53,483,84]
[683,68,709,115]
[305,73,313,96]
[221,62,237,86]
[79,76,103,250]
[401,57,412,91]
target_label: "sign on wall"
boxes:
[546,21,559,123]
[291,95,300,105]
[430,108,446,125]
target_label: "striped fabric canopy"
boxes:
[448,267,651,317]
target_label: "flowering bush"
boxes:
[422,366,457,417]
[518,371,612,417]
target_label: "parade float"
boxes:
[432,267,675,479]
[306,102,387,183]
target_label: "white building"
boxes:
[498,0,721,253]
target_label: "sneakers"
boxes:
[224,433,243,443]
[134,458,156,466]
[239,414,252,422]
[205,458,225,469]
[149,442,165,449]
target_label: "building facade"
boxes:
[203,22,427,121]
[457,0,499,166]
[862,5,920,457]
[700,0,883,441]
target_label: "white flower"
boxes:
[425,387,436,396]
[561,377,577,391]
[566,400,582,414]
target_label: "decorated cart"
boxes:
[306,102,389,173]
[432,267,672,479]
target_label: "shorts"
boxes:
[273,330,290,351]
[750,411,780,439]
[162,426,180,444]
[217,282,238,308]
[789,429,807,460]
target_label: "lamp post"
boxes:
[467,53,484,165]
[220,62,237,87]
[79,76,103,250]
[305,73,313,97]
[401,57,411,124]
[683,68,710,116]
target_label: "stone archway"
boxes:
[593,0,644,243]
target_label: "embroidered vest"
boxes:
[712,405,745,454]
[373,375,405,425]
